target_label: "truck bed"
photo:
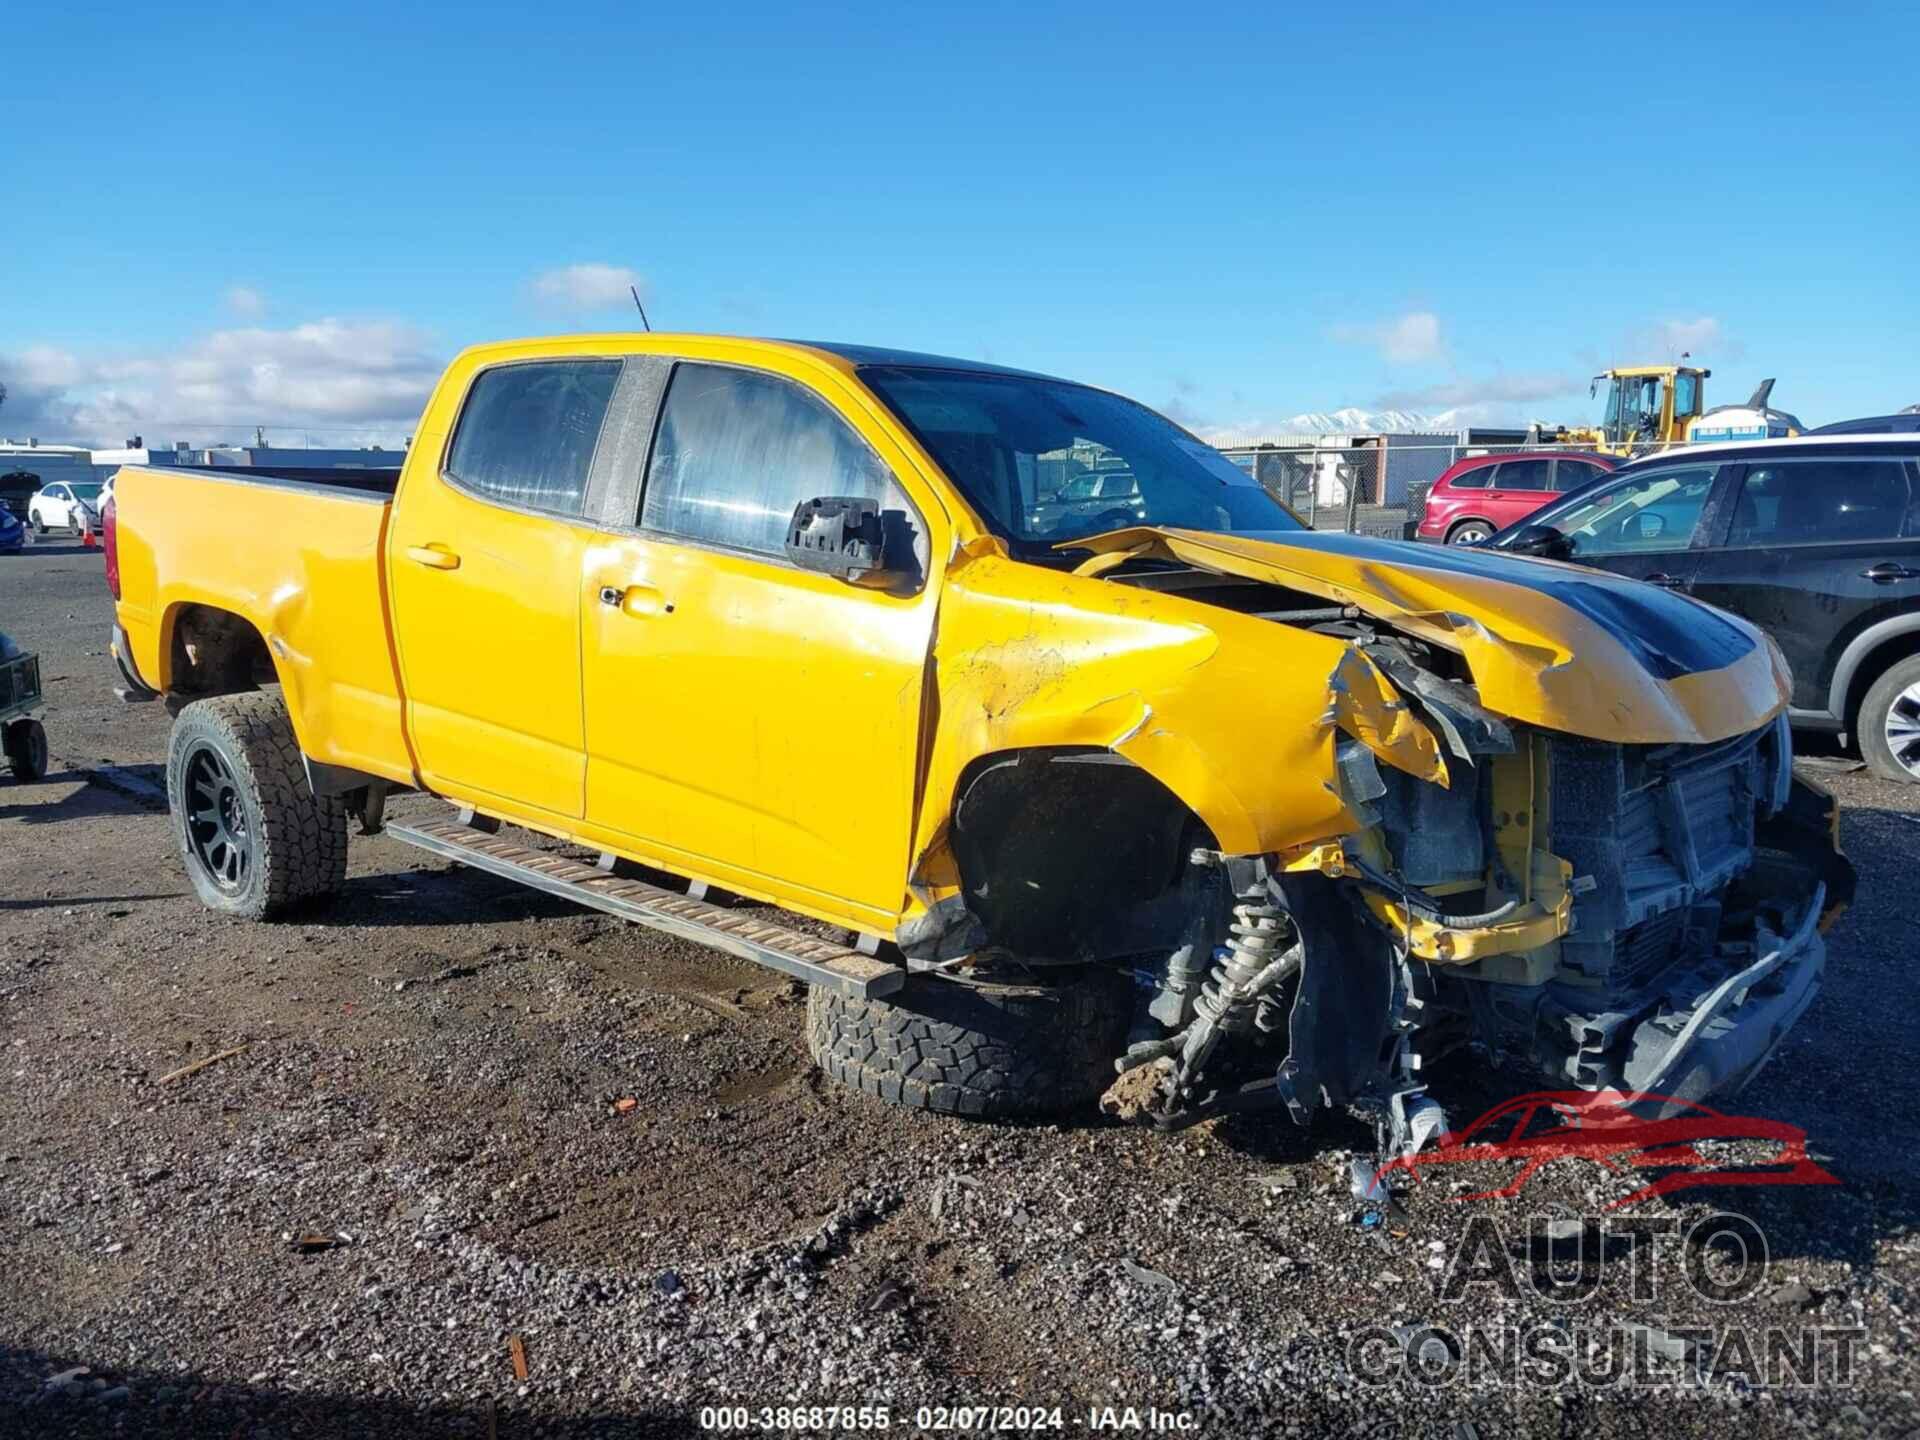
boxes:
[110,462,415,789]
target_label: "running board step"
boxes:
[386,816,905,1000]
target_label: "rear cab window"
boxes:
[446,359,623,516]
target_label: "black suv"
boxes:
[1487,436,1920,782]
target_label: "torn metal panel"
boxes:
[1066,527,1792,747]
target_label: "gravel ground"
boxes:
[3,538,1918,1439]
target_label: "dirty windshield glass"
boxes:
[858,367,1299,555]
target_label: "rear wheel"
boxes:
[166,692,349,918]
[806,967,1133,1119]
[1859,655,1920,784]
[3,718,47,781]
[1447,520,1495,545]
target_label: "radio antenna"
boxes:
[630,285,652,332]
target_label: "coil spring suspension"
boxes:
[1196,888,1297,1035]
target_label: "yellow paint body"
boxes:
[110,334,1793,951]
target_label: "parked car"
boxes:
[1488,433,1920,781]
[0,505,23,553]
[1026,468,1144,532]
[28,480,104,536]
[1809,413,1920,435]
[0,630,49,780]
[0,470,40,523]
[1414,451,1617,545]
[105,334,1849,1151]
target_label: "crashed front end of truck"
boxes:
[905,527,1855,1156]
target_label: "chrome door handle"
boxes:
[1645,572,1685,588]
[1862,562,1920,584]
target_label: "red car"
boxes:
[1373,1091,1839,1210]
[1414,451,1617,545]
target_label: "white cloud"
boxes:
[223,284,267,318]
[0,319,443,447]
[1330,310,1446,365]
[529,262,647,314]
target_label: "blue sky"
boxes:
[3,1,1915,446]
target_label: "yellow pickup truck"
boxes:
[104,333,1853,1149]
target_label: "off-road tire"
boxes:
[1859,654,1920,784]
[165,692,349,919]
[4,718,48,781]
[806,968,1133,1119]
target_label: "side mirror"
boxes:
[786,496,919,588]
[1505,522,1571,559]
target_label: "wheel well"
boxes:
[1445,516,1494,539]
[1843,632,1920,735]
[949,747,1209,959]
[164,603,277,697]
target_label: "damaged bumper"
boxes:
[1590,877,1826,1107]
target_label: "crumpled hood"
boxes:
[1076,527,1791,745]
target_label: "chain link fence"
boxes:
[1218,438,1654,539]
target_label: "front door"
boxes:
[388,357,622,819]
[1526,461,1723,589]
[580,360,940,923]
[1690,454,1920,713]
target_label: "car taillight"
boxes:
[103,497,121,599]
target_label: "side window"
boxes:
[1548,466,1718,556]
[1726,459,1915,546]
[1553,460,1602,491]
[1447,464,1495,490]
[641,362,917,564]
[1493,458,1552,491]
[1673,372,1699,417]
[445,359,622,516]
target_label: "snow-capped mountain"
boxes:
[1202,406,1465,446]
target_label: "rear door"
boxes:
[579,358,944,924]
[388,356,623,819]
[1526,461,1724,588]
[1689,453,1920,712]
[1481,457,1555,528]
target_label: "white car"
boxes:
[28,481,104,536]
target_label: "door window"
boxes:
[445,359,622,516]
[1673,372,1700,417]
[1543,466,1717,556]
[1553,459,1605,491]
[1446,463,1496,490]
[641,362,918,564]
[1491,458,1551,492]
[1726,459,1916,546]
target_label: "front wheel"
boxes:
[807,967,1133,1119]
[1859,655,1920,784]
[3,718,47,781]
[166,693,349,918]
[1447,520,1495,546]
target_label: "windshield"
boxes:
[69,483,104,501]
[858,366,1300,554]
